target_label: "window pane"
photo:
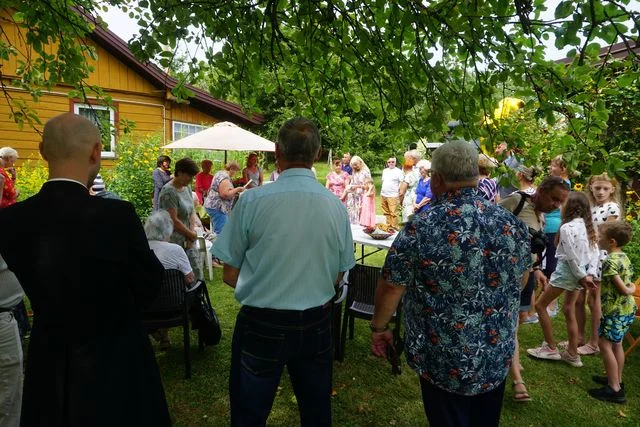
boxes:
[77,107,113,152]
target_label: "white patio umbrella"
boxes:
[162,121,275,162]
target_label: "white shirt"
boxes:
[556,218,599,279]
[591,201,620,225]
[380,167,404,197]
[148,240,193,276]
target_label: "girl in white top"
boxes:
[527,192,599,367]
[576,173,622,355]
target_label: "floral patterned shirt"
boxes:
[383,187,530,395]
[601,252,636,317]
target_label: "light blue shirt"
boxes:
[212,168,356,310]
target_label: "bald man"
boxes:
[0,113,170,426]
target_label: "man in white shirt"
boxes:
[380,157,404,229]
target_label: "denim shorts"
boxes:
[599,312,636,343]
[549,260,582,292]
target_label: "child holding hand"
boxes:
[588,221,637,403]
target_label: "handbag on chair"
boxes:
[190,283,222,348]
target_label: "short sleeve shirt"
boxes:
[601,252,636,317]
[383,187,530,395]
[592,202,620,226]
[147,240,193,276]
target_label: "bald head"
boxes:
[41,113,101,162]
[40,113,103,186]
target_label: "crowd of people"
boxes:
[0,112,637,427]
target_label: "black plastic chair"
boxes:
[338,264,402,374]
[141,269,201,379]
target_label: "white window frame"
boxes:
[172,121,207,141]
[73,103,116,159]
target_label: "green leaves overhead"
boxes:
[1,0,639,178]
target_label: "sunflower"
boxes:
[573,183,584,191]
[626,215,633,221]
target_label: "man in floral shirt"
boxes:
[371,141,530,426]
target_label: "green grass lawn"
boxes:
[169,163,639,425]
[157,248,640,426]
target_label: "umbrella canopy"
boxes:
[162,121,275,152]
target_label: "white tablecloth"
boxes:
[350,224,397,251]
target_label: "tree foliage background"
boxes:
[1,0,639,178]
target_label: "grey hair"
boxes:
[431,141,479,183]
[144,210,174,241]
[404,149,421,163]
[277,117,321,166]
[349,155,370,173]
[0,147,18,159]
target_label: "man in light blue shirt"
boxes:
[212,117,355,427]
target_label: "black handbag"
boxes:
[191,284,222,347]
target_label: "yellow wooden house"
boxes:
[0,11,263,165]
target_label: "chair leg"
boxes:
[184,319,191,379]
[349,313,355,340]
[339,310,349,362]
[624,335,639,358]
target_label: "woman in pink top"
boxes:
[325,158,350,204]
[195,159,214,204]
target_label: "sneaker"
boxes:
[522,314,539,324]
[547,306,559,318]
[577,343,600,355]
[592,375,625,389]
[527,342,561,360]
[561,350,583,367]
[212,257,223,268]
[588,385,626,403]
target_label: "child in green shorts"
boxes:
[588,221,637,403]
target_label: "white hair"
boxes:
[144,210,174,241]
[404,149,421,163]
[350,155,370,173]
[416,159,431,170]
[431,141,478,183]
[0,147,18,159]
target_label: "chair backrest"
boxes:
[142,269,187,314]
[348,264,381,305]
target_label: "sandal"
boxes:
[577,343,600,356]
[512,381,532,402]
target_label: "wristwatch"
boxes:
[369,323,389,333]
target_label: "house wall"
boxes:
[0,12,219,166]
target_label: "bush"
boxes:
[15,158,48,201]
[104,133,168,219]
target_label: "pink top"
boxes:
[326,171,349,198]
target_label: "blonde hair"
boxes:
[587,173,620,206]
[350,155,370,173]
[478,154,497,176]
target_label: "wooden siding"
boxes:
[0,14,222,166]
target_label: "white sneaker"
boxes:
[561,350,584,367]
[527,342,561,360]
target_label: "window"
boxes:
[74,103,116,157]
[172,121,207,141]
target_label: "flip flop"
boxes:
[512,381,532,402]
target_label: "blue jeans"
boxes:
[204,207,227,235]
[230,304,333,427]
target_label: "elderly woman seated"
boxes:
[145,210,195,284]
[144,211,195,350]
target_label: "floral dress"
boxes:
[158,183,202,280]
[346,170,371,224]
[326,171,349,202]
[401,168,419,223]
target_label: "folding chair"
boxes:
[623,278,640,357]
[338,264,402,374]
[141,269,201,379]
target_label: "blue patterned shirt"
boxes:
[383,187,530,395]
